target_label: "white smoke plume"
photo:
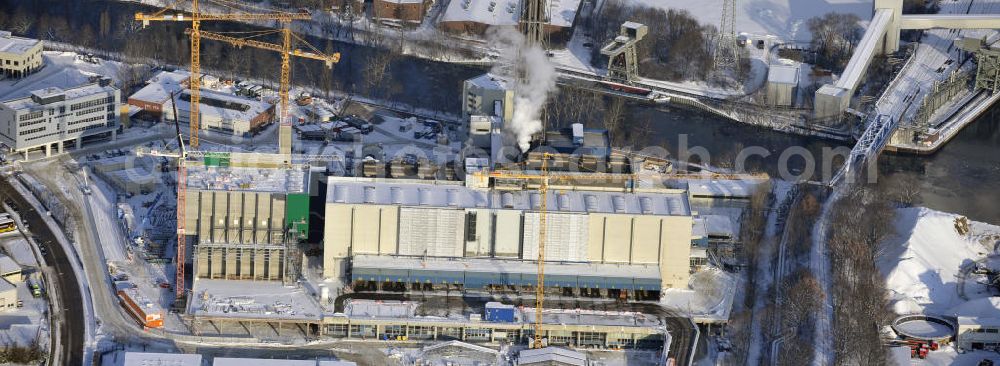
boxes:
[486,27,558,152]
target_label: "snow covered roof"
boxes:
[0,32,40,55]
[2,83,117,111]
[465,73,510,91]
[0,279,13,293]
[129,70,189,105]
[704,214,736,238]
[441,0,581,28]
[0,255,20,276]
[170,88,273,122]
[518,347,586,366]
[768,64,799,85]
[344,299,417,318]
[213,359,355,366]
[187,165,307,193]
[189,279,323,321]
[122,352,202,366]
[687,179,756,198]
[327,177,691,216]
[956,316,1000,327]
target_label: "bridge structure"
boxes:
[815,0,1000,119]
[826,0,1000,185]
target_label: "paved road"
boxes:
[0,178,84,365]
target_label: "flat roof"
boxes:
[957,316,1000,327]
[169,88,272,122]
[466,73,510,91]
[2,83,117,111]
[213,359,356,366]
[518,347,586,366]
[129,70,189,105]
[109,167,159,185]
[189,279,323,321]
[326,177,691,216]
[441,0,581,28]
[187,165,307,193]
[0,33,40,55]
[768,64,799,85]
[0,255,20,275]
[122,352,202,366]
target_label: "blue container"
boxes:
[485,302,515,323]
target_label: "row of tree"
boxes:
[582,1,715,82]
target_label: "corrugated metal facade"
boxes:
[325,203,694,290]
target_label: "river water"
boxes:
[4,0,998,223]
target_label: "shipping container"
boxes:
[485,302,515,323]
[117,288,164,328]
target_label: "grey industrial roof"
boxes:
[0,255,20,276]
[518,347,586,366]
[326,177,691,216]
[957,316,1000,327]
[768,64,800,85]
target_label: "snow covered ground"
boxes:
[634,0,874,41]
[0,51,125,101]
[880,207,1000,316]
[661,268,736,322]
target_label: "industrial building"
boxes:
[766,64,800,106]
[323,177,695,294]
[0,31,42,79]
[126,70,190,120]
[373,0,432,25]
[0,82,121,158]
[956,316,1000,351]
[164,89,275,137]
[438,0,581,38]
[184,153,316,281]
[463,73,514,125]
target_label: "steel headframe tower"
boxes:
[714,0,740,72]
[520,0,549,48]
[600,22,648,83]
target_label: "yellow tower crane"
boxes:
[184,27,341,155]
[135,0,313,151]
[477,156,638,349]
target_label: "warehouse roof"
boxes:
[129,70,189,105]
[122,352,203,366]
[0,32,40,55]
[441,0,581,28]
[326,177,691,216]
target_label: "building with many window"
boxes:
[0,31,43,79]
[323,177,695,296]
[0,82,120,158]
[373,0,433,25]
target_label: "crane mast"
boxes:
[135,0,318,303]
[533,157,548,348]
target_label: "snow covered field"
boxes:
[635,0,873,41]
[880,207,1000,316]
[0,51,124,101]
